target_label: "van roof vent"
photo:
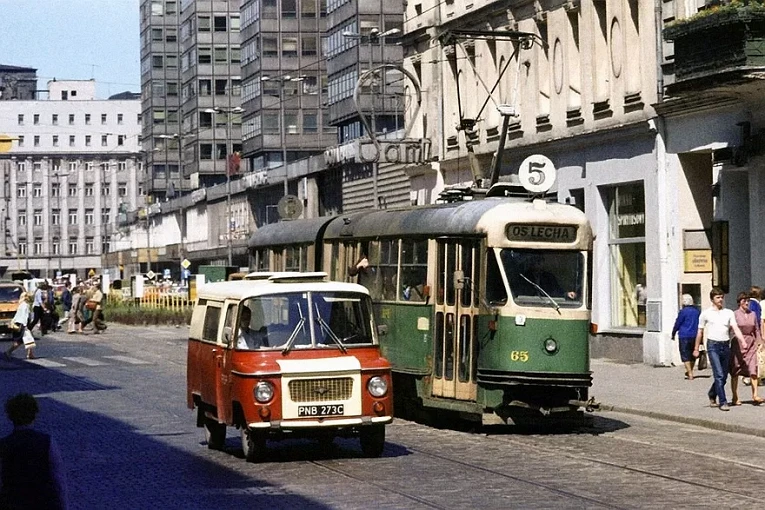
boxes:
[268,272,329,283]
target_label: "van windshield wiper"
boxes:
[517,272,561,314]
[282,302,307,354]
[314,304,348,353]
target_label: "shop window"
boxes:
[608,183,646,328]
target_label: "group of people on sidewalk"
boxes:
[4,279,107,361]
[672,286,765,411]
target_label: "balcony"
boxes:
[664,6,765,93]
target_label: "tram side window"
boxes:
[285,246,301,271]
[400,239,428,303]
[254,248,268,271]
[379,239,398,301]
[486,251,508,305]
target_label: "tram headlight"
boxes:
[254,381,275,403]
[543,338,558,354]
[367,376,388,397]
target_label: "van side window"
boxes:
[202,306,221,342]
[223,304,237,346]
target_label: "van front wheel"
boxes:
[359,425,385,457]
[204,417,226,450]
[241,428,267,463]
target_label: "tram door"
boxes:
[432,239,479,400]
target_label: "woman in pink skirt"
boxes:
[731,292,763,405]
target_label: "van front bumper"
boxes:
[248,415,392,429]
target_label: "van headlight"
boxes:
[367,376,388,397]
[544,337,558,354]
[254,381,274,403]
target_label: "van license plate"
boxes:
[297,404,344,417]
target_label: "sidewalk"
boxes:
[592,359,765,437]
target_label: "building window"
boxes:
[118,183,127,197]
[608,183,646,328]
[17,136,24,147]
[101,113,107,124]
[51,183,60,197]
[33,114,39,125]
[33,210,42,226]
[52,209,60,226]
[69,238,78,255]
[34,238,43,255]
[85,135,92,146]
[17,114,23,125]
[85,113,91,125]
[52,135,59,147]
[86,237,95,255]
[85,184,94,196]
[68,210,78,225]
[198,15,210,31]
[102,209,111,225]
[86,162,94,172]
[68,184,77,197]
[85,209,94,225]
[18,241,26,255]
[68,162,77,172]
[34,136,40,147]
[102,186,111,196]
[118,135,125,146]
[214,15,227,31]
[69,135,75,147]
[102,135,108,146]
[33,162,41,173]
[69,114,75,125]
[33,184,42,197]
[18,211,26,226]
[52,114,58,125]
[117,113,123,124]
[118,161,127,171]
[52,239,60,255]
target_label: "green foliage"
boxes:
[104,300,192,326]
[668,1,765,28]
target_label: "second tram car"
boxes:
[249,192,594,426]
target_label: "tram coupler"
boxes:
[568,397,600,413]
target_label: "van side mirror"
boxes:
[377,324,388,336]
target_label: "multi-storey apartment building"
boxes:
[140,0,242,200]
[240,0,334,209]
[0,80,143,279]
[0,65,38,101]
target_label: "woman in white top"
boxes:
[4,293,32,360]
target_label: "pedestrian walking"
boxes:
[67,285,84,334]
[693,287,746,411]
[731,292,763,405]
[26,282,48,336]
[0,393,68,509]
[57,281,72,330]
[80,283,106,333]
[671,293,700,380]
[4,292,33,360]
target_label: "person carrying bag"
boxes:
[4,293,34,360]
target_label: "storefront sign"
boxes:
[684,249,712,273]
[506,224,578,243]
[324,138,432,166]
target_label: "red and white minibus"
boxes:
[187,273,393,461]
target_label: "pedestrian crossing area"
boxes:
[21,354,151,369]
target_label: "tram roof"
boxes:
[196,277,369,301]
[248,215,337,249]
[322,198,538,239]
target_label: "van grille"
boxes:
[288,377,353,403]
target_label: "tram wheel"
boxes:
[241,428,267,463]
[359,425,385,458]
[204,417,226,450]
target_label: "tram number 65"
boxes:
[510,350,529,362]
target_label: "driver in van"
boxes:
[236,306,268,349]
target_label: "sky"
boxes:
[0,0,140,99]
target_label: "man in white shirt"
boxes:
[693,287,745,411]
[236,306,267,350]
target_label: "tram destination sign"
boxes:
[506,224,578,243]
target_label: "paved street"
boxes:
[1,325,764,509]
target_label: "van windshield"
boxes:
[0,286,22,303]
[236,291,375,351]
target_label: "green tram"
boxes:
[248,193,594,425]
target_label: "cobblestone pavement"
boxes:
[1,325,763,509]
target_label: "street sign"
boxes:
[146,270,156,280]
[88,269,96,278]
[181,258,191,269]
[163,268,171,279]
[518,154,556,193]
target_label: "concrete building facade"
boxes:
[0,80,143,279]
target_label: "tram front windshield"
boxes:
[498,249,584,309]
[236,292,375,350]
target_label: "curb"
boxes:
[599,404,765,439]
